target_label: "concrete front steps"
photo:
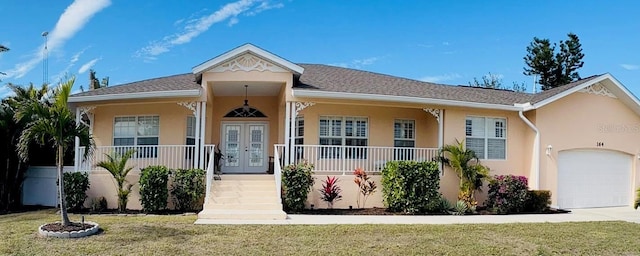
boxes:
[197,174,287,221]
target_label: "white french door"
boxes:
[221,122,268,173]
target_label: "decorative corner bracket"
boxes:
[423,108,441,123]
[178,101,198,116]
[293,102,315,117]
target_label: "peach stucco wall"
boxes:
[299,103,439,148]
[439,107,533,203]
[536,90,640,206]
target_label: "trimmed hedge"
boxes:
[62,172,90,211]
[139,165,171,213]
[525,190,551,212]
[171,168,206,212]
[282,161,315,212]
[381,161,440,213]
[486,175,529,214]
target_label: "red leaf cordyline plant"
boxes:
[354,168,377,208]
[319,176,342,209]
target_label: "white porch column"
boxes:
[424,108,444,173]
[74,107,81,172]
[284,101,291,165]
[198,101,207,170]
[289,104,296,164]
[194,102,202,169]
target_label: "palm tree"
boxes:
[96,149,135,212]
[0,83,49,211]
[439,139,490,209]
[15,77,93,226]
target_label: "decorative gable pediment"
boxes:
[208,53,289,73]
[578,83,617,98]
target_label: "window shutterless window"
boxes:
[319,116,368,159]
[465,116,506,160]
[113,116,159,158]
[394,119,415,160]
[185,116,196,160]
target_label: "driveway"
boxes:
[195,207,640,225]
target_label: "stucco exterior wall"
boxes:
[90,101,195,146]
[536,91,640,206]
[306,174,384,209]
[440,107,533,203]
[299,103,439,148]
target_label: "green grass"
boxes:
[1,210,639,255]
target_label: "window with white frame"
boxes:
[394,119,415,160]
[185,116,196,161]
[319,116,368,158]
[113,116,159,157]
[186,116,196,145]
[295,116,304,145]
[465,116,506,160]
[394,119,415,147]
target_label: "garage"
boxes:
[557,149,632,209]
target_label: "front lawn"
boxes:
[1,210,639,255]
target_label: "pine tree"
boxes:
[523,33,584,91]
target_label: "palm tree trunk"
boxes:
[57,145,71,226]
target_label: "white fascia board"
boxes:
[191,44,304,74]
[68,89,201,103]
[601,73,640,110]
[532,75,608,109]
[292,90,524,111]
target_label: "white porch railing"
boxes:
[77,145,203,171]
[274,144,284,203]
[276,145,439,175]
[204,144,216,204]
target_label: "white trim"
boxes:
[68,89,201,103]
[284,102,291,165]
[292,90,523,111]
[465,115,508,160]
[533,74,640,115]
[519,111,540,190]
[199,101,207,170]
[194,102,201,169]
[192,44,304,74]
[74,107,81,172]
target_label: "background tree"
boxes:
[0,45,9,79]
[0,83,48,211]
[523,33,584,91]
[469,73,527,92]
[88,69,109,90]
[16,77,94,226]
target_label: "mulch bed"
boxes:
[41,222,96,232]
[296,207,570,215]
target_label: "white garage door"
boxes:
[558,149,631,209]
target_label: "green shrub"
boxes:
[452,200,468,215]
[486,175,529,214]
[426,194,452,213]
[381,161,440,213]
[525,190,551,212]
[282,161,314,212]
[61,172,90,211]
[171,168,205,212]
[90,196,108,212]
[139,165,171,213]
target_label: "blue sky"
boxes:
[1,0,639,98]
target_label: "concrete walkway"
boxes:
[194,207,640,225]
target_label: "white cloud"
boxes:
[621,64,639,70]
[135,0,283,61]
[420,73,461,83]
[442,42,450,46]
[0,85,10,99]
[329,57,380,69]
[78,58,100,74]
[3,0,111,79]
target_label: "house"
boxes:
[68,43,640,220]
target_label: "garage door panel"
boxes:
[557,150,631,209]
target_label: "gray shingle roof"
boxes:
[70,73,200,97]
[70,63,602,108]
